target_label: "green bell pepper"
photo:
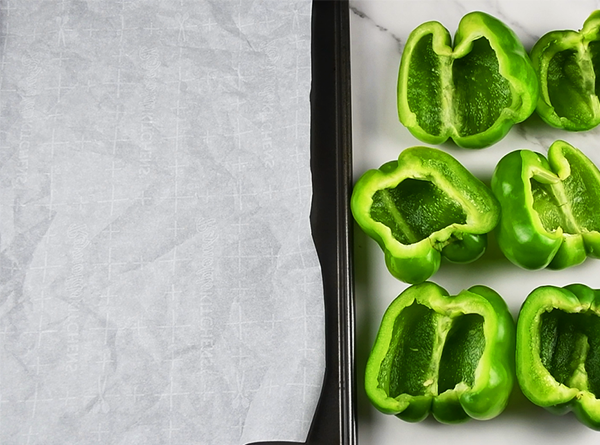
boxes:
[530,10,600,131]
[351,146,500,284]
[365,282,515,423]
[397,11,538,149]
[516,284,600,430]
[491,140,600,270]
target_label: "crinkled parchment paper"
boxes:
[0,1,324,443]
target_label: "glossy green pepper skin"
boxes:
[491,140,600,270]
[351,147,500,284]
[516,284,600,430]
[530,10,600,131]
[397,11,538,148]
[365,282,515,423]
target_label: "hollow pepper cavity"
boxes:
[516,284,600,430]
[365,282,515,423]
[351,146,500,284]
[397,11,539,148]
[491,140,600,270]
[530,10,600,131]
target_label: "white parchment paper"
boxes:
[0,1,325,443]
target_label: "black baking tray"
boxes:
[307,0,355,443]
[249,1,356,444]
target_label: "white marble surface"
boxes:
[350,1,600,444]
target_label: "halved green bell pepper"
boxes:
[516,284,600,430]
[365,282,515,423]
[530,10,600,131]
[398,11,538,148]
[351,146,499,284]
[491,140,600,270]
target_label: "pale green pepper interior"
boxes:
[406,34,512,138]
[377,301,485,398]
[407,34,444,137]
[370,178,467,245]
[530,151,600,234]
[539,309,600,397]
[546,48,596,126]
[452,37,512,137]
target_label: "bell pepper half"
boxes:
[397,11,538,149]
[491,140,600,270]
[351,146,499,284]
[530,10,600,131]
[516,284,600,430]
[365,282,515,423]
